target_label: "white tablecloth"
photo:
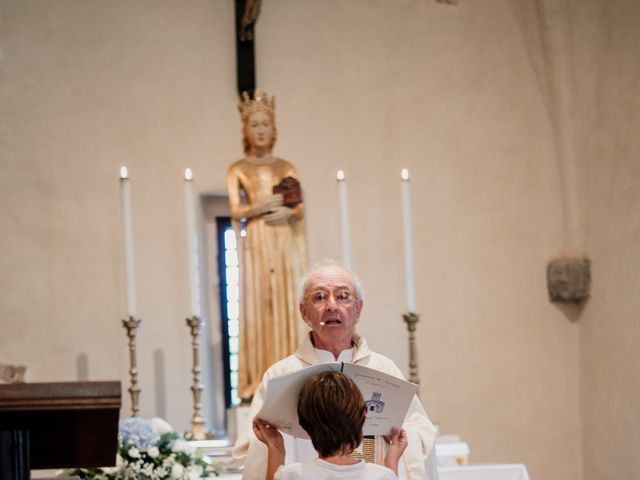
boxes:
[438,463,530,480]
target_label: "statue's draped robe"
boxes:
[227,157,307,400]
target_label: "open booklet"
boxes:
[255,362,419,439]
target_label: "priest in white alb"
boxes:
[233,262,438,480]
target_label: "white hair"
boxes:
[298,259,364,303]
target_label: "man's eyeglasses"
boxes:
[305,290,357,307]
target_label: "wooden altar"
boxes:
[0,381,121,480]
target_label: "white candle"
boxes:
[401,168,416,312]
[119,166,137,317]
[337,170,351,270]
[184,168,201,317]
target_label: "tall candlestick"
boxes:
[401,168,416,312]
[186,316,208,440]
[337,170,351,270]
[184,168,201,317]
[122,317,142,416]
[120,166,137,317]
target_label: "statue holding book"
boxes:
[227,89,308,401]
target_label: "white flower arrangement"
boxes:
[62,417,222,480]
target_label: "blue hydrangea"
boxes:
[118,417,159,448]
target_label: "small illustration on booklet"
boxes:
[365,392,385,413]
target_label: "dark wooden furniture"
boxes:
[0,381,121,480]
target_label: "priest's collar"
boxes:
[314,345,354,363]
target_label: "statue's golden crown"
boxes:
[238,89,275,121]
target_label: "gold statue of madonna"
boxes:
[227,90,307,401]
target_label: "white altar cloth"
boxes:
[438,463,530,480]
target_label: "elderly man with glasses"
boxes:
[233,262,438,480]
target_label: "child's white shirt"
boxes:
[274,458,397,480]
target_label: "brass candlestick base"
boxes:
[403,312,420,386]
[186,316,211,440]
[122,316,142,417]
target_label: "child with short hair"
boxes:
[253,370,408,479]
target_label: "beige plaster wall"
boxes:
[0,0,238,432]
[576,1,640,478]
[7,1,638,479]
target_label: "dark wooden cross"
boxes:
[235,0,261,97]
